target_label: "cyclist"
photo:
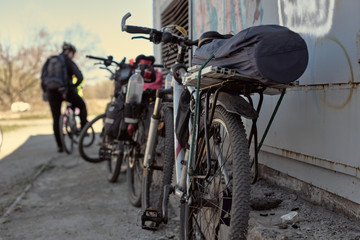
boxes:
[42,42,88,153]
[72,76,85,98]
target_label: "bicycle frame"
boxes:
[141,43,196,224]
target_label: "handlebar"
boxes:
[153,64,164,68]
[86,55,120,67]
[121,12,198,46]
[121,12,156,34]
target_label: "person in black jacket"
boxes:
[43,42,88,152]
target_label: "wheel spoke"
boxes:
[185,106,250,240]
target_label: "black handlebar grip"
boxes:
[125,25,152,34]
[86,55,107,61]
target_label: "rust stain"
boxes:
[313,36,355,109]
[277,147,360,178]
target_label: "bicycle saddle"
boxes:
[198,31,234,48]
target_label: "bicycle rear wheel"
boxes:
[142,106,174,225]
[78,113,106,163]
[60,113,74,154]
[181,105,250,240]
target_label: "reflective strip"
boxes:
[105,118,114,124]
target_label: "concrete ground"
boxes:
[0,120,360,239]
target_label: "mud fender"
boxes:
[216,92,258,119]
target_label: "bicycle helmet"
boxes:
[62,42,77,53]
[135,54,155,65]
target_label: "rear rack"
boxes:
[183,65,298,95]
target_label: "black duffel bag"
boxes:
[192,25,308,84]
[104,93,125,140]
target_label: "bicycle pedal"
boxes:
[141,209,162,230]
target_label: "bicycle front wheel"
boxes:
[142,106,174,222]
[78,113,106,163]
[181,105,251,240]
[60,114,74,154]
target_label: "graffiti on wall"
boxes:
[192,0,335,37]
[278,0,335,36]
[192,0,263,39]
[278,0,335,37]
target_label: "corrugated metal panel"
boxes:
[160,0,189,73]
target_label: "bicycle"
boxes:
[122,12,308,239]
[59,88,95,154]
[124,61,166,207]
[78,55,131,183]
[78,55,163,193]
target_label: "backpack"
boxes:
[41,54,67,91]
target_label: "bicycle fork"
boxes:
[141,88,172,229]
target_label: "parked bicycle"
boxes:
[78,55,132,183]
[78,55,164,206]
[59,88,95,154]
[123,57,166,207]
[122,12,308,239]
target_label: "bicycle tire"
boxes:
[142,106,174,223]
[127,120,146,207]
[78,113,106,163]
[180,105,250,240]
[107,141,124,183]
[60,113,74,154]
[81,125,95,147]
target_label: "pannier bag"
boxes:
[192,25,308,84]
[175,89,191,148]
[104,93,125,140]
[41,54,67,90]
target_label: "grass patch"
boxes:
[19,113,51,120]
[2,125,29,133]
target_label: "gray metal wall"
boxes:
[155,0,360,205]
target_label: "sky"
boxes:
[0,0,154,83]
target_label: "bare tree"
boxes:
[0,27,100,109]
